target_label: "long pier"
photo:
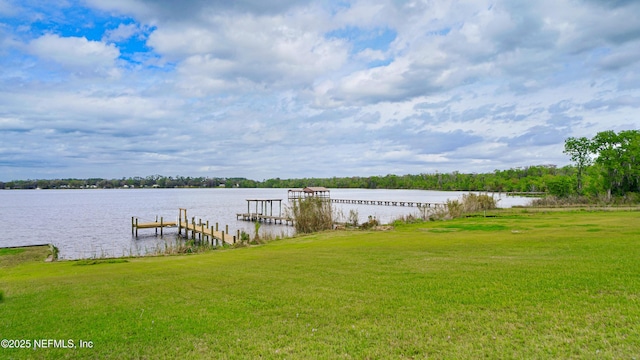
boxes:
[330,198,446,208]
[505,192,545,197]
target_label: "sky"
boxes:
[1,0,639,181]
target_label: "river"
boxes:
[0,188,533,259]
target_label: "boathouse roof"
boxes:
[288,187,330,199]
[303,186,328,192]
[287,186,329,192]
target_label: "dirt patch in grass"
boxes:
[439,223,509,231]
[73,259,130,266]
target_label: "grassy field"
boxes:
[1,209,639,359]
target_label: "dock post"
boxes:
[160,217,164,237]
[216,222,219,231]
[178,208,187,237]
[131,217,134,236]
[222,231,225,244]
[211,226,215,246]
[226,224,229,234]
[201,223,205,243]
[135,218,139,238]
[191,217,196,240]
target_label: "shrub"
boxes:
[49,244,59,260]
[530,193,640,207]
[392,214,424,225]
[254,221,261,241]
[290,197,333,234]
[359,215,379,230]
[432,193,498,220]
[618,192,640,205]
[460,193,498,213]
[348,209,359,228]
[446,199,463,219]
[530,195,590,207]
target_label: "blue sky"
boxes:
[1,0,639,181]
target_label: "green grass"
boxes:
[1,210,639,358]
[0,245,50,268]
[0,248,26,256]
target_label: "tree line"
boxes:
[2,130,637,202]
[0,176,251,190]
[0,166,570,193]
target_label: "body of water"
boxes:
[0,188,533,259]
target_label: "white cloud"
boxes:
[103,23,141,43]
[152,12,350,95]
[1,0,640,180]
[28,34,120,71]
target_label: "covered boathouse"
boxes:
[287,187,330,201]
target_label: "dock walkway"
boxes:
[236,212,293,224]
[330,198,446,208]
[236,199,293,225]
[180,219,236,245]
[131,216,177,237]
[178,208,238,245]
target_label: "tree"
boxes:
[564,136,593,194]
[590,130,640,198]
[545,175,574,197]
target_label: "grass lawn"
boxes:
[1,209,639,359]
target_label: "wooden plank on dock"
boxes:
[183,222,235,245]
[134,221,177,229]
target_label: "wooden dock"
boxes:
[178,208,238,245]
[236,199,293,225]
[180,219,237,245]
[131,216,177,237]
[236,212,293,224]
[132,209,239,245]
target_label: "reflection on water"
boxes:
[0,188,532,259]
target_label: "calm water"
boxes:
[0,188,532,259]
